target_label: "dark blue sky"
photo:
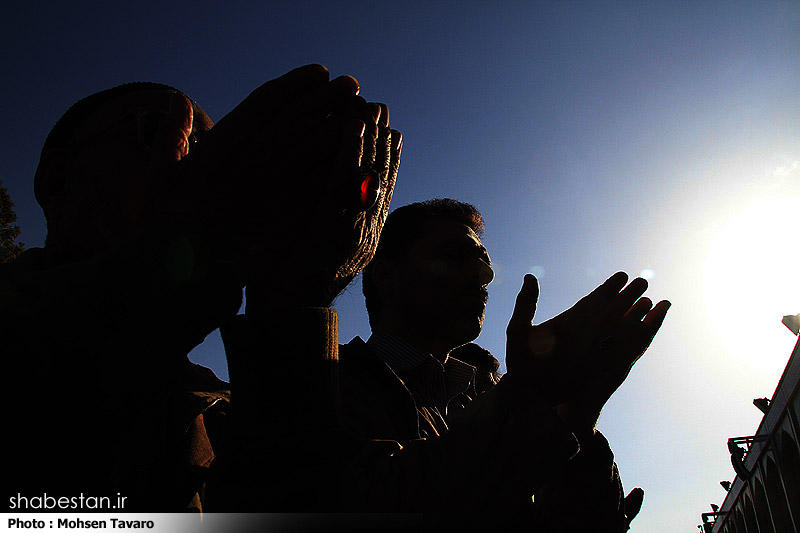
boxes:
[2,2,799,529]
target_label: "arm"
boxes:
[204,66,403,510]
[504,273,669,530]
[171,65,398,308]
[1,65,370,508]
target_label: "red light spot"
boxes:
[360,173,380,209]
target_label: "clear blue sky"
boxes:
[2,2,799,530]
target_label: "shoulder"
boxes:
[181,360,230,396]
[339,336,394,390]
[338,337,420,441]
[0,247,50,307]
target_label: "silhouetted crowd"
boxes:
[1,65,669,532]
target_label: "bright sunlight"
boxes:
[703,196,800,375]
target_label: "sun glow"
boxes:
[703,196,800,374]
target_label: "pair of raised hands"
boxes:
[507,272,670,436]
[145,64,402,309]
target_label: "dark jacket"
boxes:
[337,336,628,531]
[2,225,240,512]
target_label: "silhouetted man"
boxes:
[2,64,401,512]
[334,199,669,530]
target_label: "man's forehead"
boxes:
[417,216,485,248]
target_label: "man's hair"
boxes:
[40,81,179,157]
[35,82,182,217]
[362,198,484,327]
[35,82,184,245]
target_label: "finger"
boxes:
[384,129,402,201]
[323,119,366,210]
[372,105,392,176]
[614,300,669,373]
[368,128,401,218]
[328,74,360,99]
[286,98,375,213]
[368,101,382,124]
[569,271,629,317]
[340,120,367,172]
[389,129,402,169]
[267,92,367,157]
[373,104,391,168]
[286,92,369,164]
[255,91,365,186]
[604,277,649,323]
[507,274,540,333]
[378,102,389,129]
[368,127,400,216]
[643,300,671,332]
[341,119,366,175]
[622,296,653,324]
[296,93,366,159]
[336,102,384,211]
[210,64,340,139]
[235,63,332,118]
[319,76,364,124]
[361,102,381,170]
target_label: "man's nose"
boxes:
[478,260,494,286]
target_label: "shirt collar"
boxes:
[367,331,477,401]
[367,330,433,372]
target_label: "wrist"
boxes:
[556,402,600,444]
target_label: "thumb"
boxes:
[507,274,539,334]
[624,487,644,528]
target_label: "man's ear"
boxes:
[370,258,397,292]
[34,148,73,217]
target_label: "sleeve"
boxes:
[210,313,582,524]
[1,217,242,504]
[342,374,582,531]
[1,215,242,374]
[526,430,628,532]
[206,308,354,511]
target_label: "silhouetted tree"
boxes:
[0,180,24,262]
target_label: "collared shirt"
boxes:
[366,331,476,434]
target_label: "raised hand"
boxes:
[308,101,402,306]
[244,99,401,308]
[624,487,645,530]
[506,272,670,429]
[167,64,401,309]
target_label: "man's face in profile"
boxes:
[57,90,213,254]
[389,216,494,349]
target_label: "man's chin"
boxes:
[451,316,484,346]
